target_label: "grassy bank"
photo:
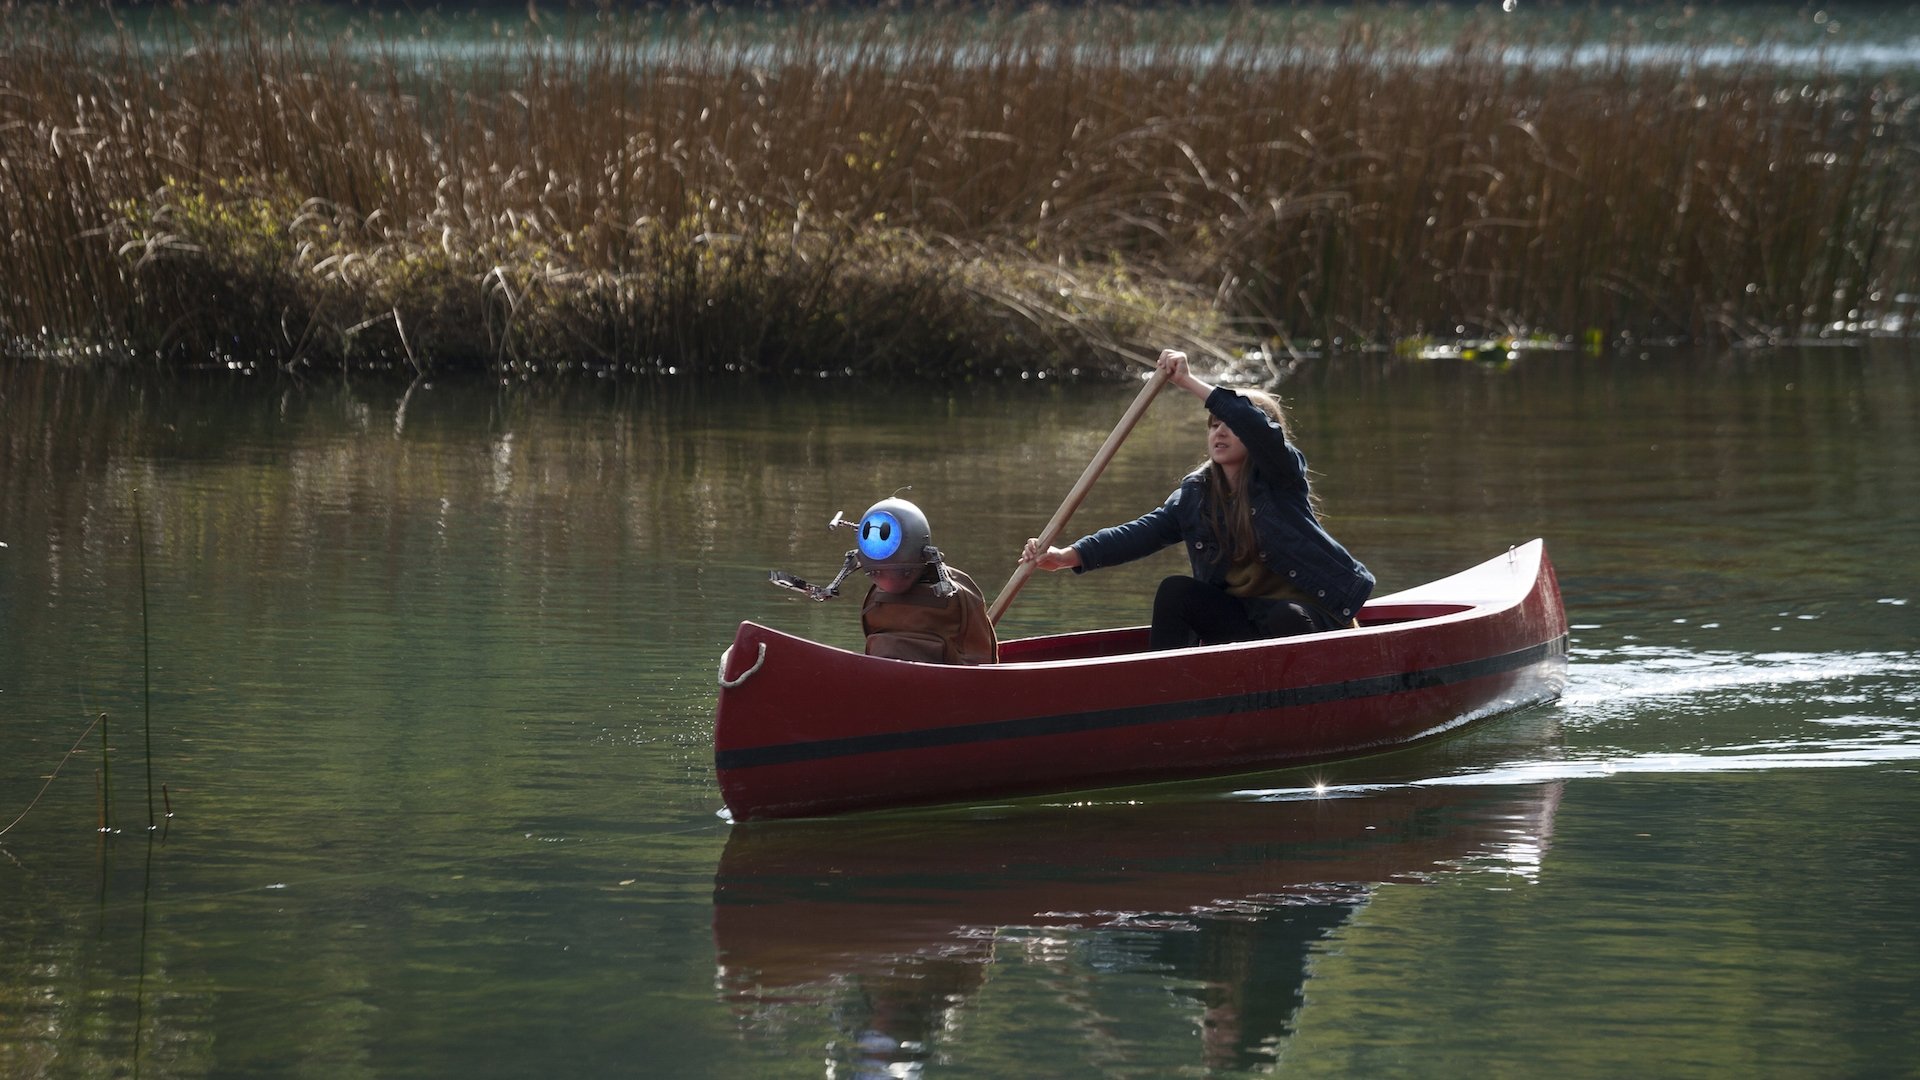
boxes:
[2,4,1916,376]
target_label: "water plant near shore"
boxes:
[1,4,1915,375]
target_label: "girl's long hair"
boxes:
[1199,388,1296,563]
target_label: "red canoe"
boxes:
[714,538,1568,821]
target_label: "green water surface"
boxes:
[2,344,1917,1078]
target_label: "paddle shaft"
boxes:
[988,366,1172,625]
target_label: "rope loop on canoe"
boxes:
[717,642,767,689]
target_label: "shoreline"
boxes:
[4,5,1916,375]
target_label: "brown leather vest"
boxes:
[860,566,998,665]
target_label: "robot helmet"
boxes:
[854,497,934,571]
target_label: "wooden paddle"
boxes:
[988,365,1173,625]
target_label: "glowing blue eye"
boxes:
[858,511,903,561]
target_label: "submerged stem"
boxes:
[134,488,154,831]
[99,711,112,832]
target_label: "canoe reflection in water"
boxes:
[713,780,1562,1075]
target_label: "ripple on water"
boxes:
[1486,644,1919,783]
[1224,644,1920,799]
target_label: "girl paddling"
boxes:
[1019,349,1373,650]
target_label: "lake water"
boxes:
[2,345,1918,1078]
[99,3,1920,78]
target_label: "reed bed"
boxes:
[1,5,1915,376]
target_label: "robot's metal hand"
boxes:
[768,551,861,602]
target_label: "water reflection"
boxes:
[713,781,1560,1075]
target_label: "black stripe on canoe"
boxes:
[716,635,1568,772]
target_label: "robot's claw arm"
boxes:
[769,550,861,602]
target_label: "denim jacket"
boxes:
[1071,386,1375,620]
